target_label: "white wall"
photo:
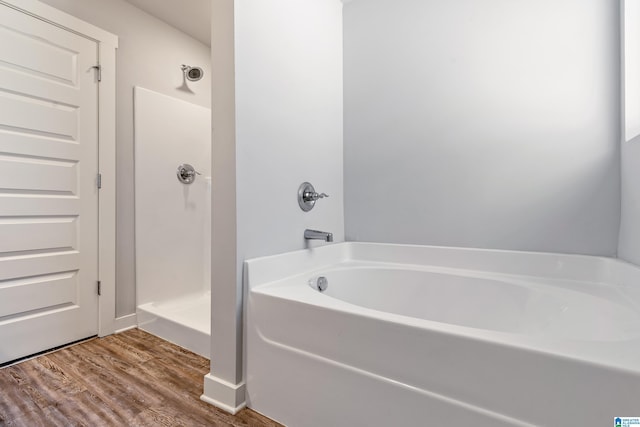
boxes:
[235,0,345,259]
[234,0,344,377]
[205,0,344,408]
[624,0,640,142]
[39,0,211,317]
[344,0,621,256]
[619,3,640,266]
[619,139,640,264]
[134,87,211,306]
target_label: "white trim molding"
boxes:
[114,314,138,334]
[201,374,247,415]
[96,34,118,337]
[0,0,118,337]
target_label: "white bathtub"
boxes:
[245,243,640,427]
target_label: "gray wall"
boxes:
[235,0,345,264]
[207,0,344,390]
[343,0,621,256]
[619,138,640,265]
[39,0,211,317]
[619,4,640,267]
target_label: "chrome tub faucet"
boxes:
[304,229,333,242]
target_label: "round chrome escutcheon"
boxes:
[308,276,328,292]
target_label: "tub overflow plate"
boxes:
[309,276,328,292]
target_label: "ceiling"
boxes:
[123,0,211,46]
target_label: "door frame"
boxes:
[0,0,118,337]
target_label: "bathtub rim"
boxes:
[245,242,640,375]
[245,241,640,290]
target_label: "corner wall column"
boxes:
[201,0,245,414]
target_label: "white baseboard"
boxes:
[114,313,137,333]
[201,373,246,414]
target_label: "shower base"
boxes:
[137,292,210,358]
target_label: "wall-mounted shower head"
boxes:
[181,64,204,82]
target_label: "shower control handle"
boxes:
[177,163,201,184]
[303,191,329,202]
[298,182,329,212]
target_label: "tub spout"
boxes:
[304,229,333,242]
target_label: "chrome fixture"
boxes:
[309,276,328,292]
[176,163,201,184]
[298,182,329,212]
[304,229,333,242]
[181,64,204,82]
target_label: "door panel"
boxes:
[0,156,77,193]
[0,130,81,161]
[0,272,78,318]
[0,252,80,281]
[0,93,79,139]
[0,21,78,84]
[0,4,99,364]
[0,218,77,253]
[0,196,80,216]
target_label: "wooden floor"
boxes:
[0,329,282,426]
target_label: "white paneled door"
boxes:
[0,4,100,364]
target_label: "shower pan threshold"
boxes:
[137,292,210,358]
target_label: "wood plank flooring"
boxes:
[0,329,282,427]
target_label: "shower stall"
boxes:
[133,86,211,358]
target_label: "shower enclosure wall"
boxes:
[134,86,211,357]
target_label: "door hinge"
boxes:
[92,65,102,82]
[97,280,102,296]
[97,173,102,189]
